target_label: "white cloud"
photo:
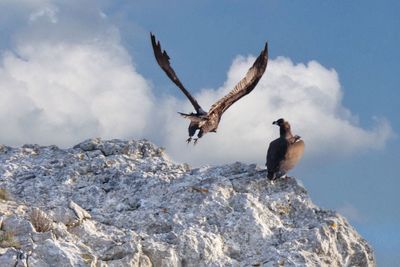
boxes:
[0,0,54,24]
[162,56,393,165]
[0,41,154,146]
[0,1,154,147]
[0,1,393,167]
[29,5,58,23]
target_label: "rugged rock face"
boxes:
[0,139,375,266]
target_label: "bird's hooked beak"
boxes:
[273,118,285,126]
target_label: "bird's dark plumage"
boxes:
[266,118,304,180]
[151,32,269,144]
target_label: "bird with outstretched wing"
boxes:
[151,32,268,144]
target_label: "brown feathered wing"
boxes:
[208,42,268,118]
[150,33,206,114]
[279,140,305,173]
[266,138,288,173]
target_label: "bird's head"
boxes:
[272,118,285,126]
[273,118,292,136]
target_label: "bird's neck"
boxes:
[280,128,293,139]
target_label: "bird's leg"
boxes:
[187,123,198,144]
[193,129,203,145]
[267,171,276,181]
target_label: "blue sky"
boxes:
[0,0,399,265]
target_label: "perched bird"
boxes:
[151,33,269,144]
[266,118,304,180]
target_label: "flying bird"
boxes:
[266,118,305,180]
[151,33,268,144]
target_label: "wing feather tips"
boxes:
[150,33,162,62]
[263,42,268,56]
[253,41,268,71]
[261,42,268,58]
[162,50,170,61]
[150,33,170,65]
[150,32,158,54]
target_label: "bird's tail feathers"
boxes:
[178,112,204,122]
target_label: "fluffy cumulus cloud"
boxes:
[0,1,154,146]
[162,56,393,165]
[0,42,154,146]
[0,1,393,166]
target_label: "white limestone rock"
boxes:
[0,138,375,266]
[69,200,92,221]
[0,248,18,266]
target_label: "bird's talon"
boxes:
[186,138,192,144]
[193,138,198,145]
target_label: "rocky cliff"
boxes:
[0,139,375,266]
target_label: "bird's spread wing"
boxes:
[208,42,268,117]
[150,33,205,114]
